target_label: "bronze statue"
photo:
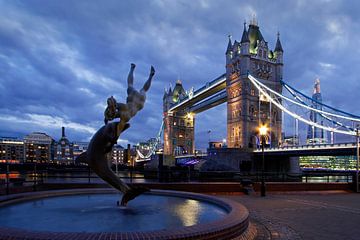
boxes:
[104,63,155,136]
[77,63,155,206]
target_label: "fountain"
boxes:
[0,64,252,239]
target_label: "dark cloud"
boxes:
[0,0,359,148]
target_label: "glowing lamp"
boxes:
[259,125,268,136]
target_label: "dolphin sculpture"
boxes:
[76,63,154,206]
[76,122,149,206]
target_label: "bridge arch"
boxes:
[174,145,187,156]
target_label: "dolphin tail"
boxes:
[120,186,150,206]
[75,152,88,164]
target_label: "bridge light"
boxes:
[259,125,268,136]
[187,112,193,119]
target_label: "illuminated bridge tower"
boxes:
[226,19,283,149]
[163,80,195,155]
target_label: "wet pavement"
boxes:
[222,191,360,240]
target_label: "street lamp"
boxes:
[356,127,359,193]
[259,124,268,197]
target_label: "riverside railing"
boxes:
[0,165,357,195]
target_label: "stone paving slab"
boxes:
[222,191,360,240]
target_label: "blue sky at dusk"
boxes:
[1,0,360,149]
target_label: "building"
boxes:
[0,137,25,163]
[225,18,283,148]
[163,80,195,155]
[74,141,124,166]
[73,141,89,161]
[306,79,327,144]
[108,144,125,165]
[54,127,74,164]
[24,132,54,163]
[300,155,356,170]
[208,141,226,149]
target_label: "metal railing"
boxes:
[1,165,357,195]
[254,142,358,152]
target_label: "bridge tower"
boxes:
[226,19,283,148]
[163,80,195,155]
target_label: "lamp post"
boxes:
[259,125,268,197]
[356,127,359,193]
[5,159,9,195]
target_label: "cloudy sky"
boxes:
[1,0,360,149]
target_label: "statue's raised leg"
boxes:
[141,66,155,93]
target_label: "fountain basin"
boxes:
[0,189,251,239]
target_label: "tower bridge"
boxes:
[136,18,360,173]
[163,20,284,156]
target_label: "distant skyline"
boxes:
[1,0,360,149]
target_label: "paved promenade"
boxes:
[222,191,360,240]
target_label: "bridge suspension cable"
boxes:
[248,74,359,136]
[281,80,360,119]
[249,75,360,122]
[282,82,355,132]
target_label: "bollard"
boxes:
[33,163,37,191]
[130,167,133,183]
[6,162,9,195]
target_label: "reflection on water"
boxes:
[44,172,149,184]
[302,175,352,183]
[173,199,201,226]
[0,172,20,179]
[0,170,149,183]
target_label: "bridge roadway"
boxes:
[190,90,227,113]
[169,74,226,113]
[174,143,357,161]
[253,143,358,157]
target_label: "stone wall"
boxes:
[203,148,254,171]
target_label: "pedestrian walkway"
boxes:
[222,191,360,240]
